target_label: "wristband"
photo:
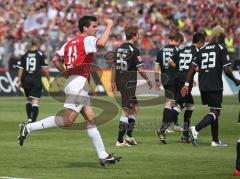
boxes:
[184,82,189,87]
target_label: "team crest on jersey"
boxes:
[137,56,142,61]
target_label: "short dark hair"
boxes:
[31,37,40,46]
[192,33,205,43]
[78,16,97,33]
[168,31,184,43]
[125,26,139,40]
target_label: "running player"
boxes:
[18,16,121,166]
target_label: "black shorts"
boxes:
[23,78,42,99]
[200,90,223,109]
[175,81,194,105]
[163,85,175,100]
[118,85,138,109]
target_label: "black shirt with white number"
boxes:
[114,43,143,87]
[155,44,178,85]
[17,50,48,81]
[192,42,231,91]
[171,45,198,83]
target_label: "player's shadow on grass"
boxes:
[66,162,99,168]
[66,162,118,169]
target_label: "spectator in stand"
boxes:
[0,0,239,70]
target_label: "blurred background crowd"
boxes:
[0,0,240,70]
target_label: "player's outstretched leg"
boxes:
[17,115,64,146]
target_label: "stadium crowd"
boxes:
[0,0,240,69]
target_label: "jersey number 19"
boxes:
[26,57,36,72]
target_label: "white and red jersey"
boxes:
[56,35,97,78]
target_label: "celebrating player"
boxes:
[18,16,121,166]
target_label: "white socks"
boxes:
[26,116,109,159]
[120,116,128,124]
[26,116,64,132]
[87,127,108,159]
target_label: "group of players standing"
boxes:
[112,25,240,148]
[16,15,240,170]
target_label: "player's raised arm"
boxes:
[96,19,113,48]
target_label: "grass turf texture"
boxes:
[0,96,239,179]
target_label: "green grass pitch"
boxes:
[0,96,239,179]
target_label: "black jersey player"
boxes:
[154,32,184,143]
[111,26,152,147]
[182,26,240,146]
[17,38,50,123]
[160,33,206,143]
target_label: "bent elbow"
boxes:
[96,42,105,48]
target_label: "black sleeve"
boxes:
[16,55,25,69]
[40,52,48,67]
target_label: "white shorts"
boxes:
[64,75,90,113]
